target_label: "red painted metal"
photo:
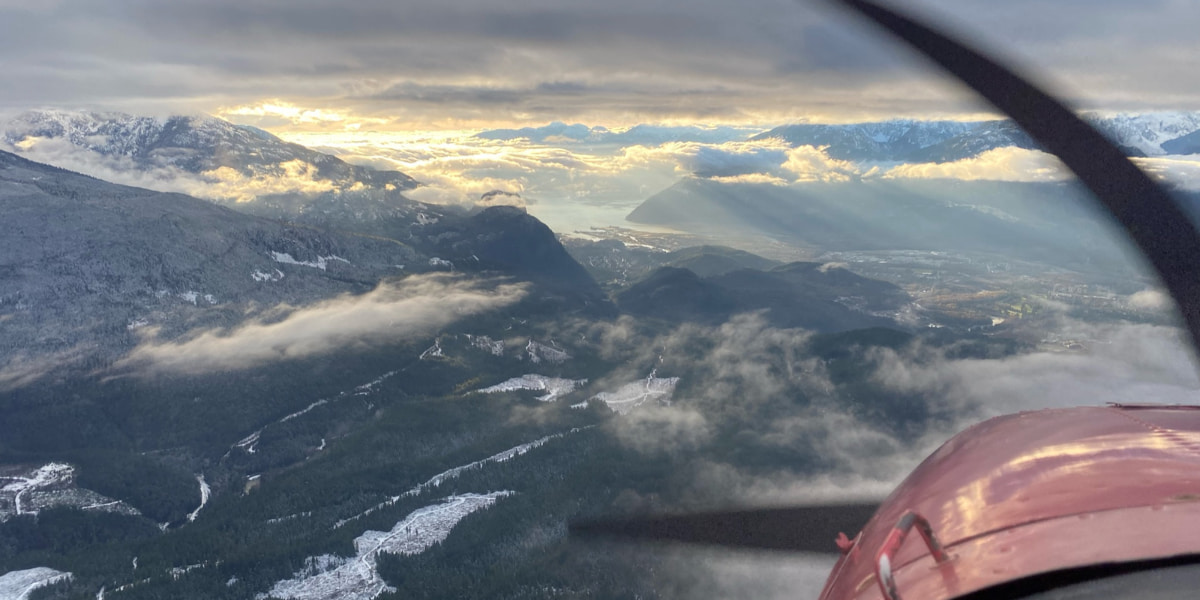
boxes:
[874,511,949,600]
[819,405,1200,600]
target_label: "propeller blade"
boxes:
[828,0,1200,354]
[569,503,879,553]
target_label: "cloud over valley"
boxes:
[118,275,527,375]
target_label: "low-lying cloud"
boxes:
[119,274,526,375]
[6,136,344,202]
[1134,155,1200,192]
[585,312,1200,599]
[782,145,863,182]
[1128,288,1174,312]
[0,347,88,392]
[872,320,1200,414]
[587,313,1200,504]
[882,147,1071,182]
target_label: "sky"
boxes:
[4,0,1200,230]
[2,0,1199,131]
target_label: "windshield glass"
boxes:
[2,1,1200,599]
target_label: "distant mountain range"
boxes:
[752,112,1200,162]
[478,113,1200,165]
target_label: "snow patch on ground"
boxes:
[419,339,444,360]
[476,374,586,402]
[252,269,285,282]
[270,251,351,271]
[465,334,505,356]
[226,369,401,458]
[175,291,218,305]
[266,511,313,525]
[0,567,72,600]
[334,429,584,529]
[1,463,71,516]
[186,475,210,523]
[280,400,329,423]
[525,340,570,364]
[262,493,511,600]
[169,562,212,580]
[234,431,261,455]
[1,463,138,521]
[354,370,397,396]
[591,370,680,415]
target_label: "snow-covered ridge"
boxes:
[0,567,72,600]
[262,493,512,600]
[589,370,680,415]
[2,109,416,187]
[3,110,269,157]
[1088,111,1200,156]
[271,251,351,271]
[0,463,138,521]
[476,374,587,402]
[333,428,586,529]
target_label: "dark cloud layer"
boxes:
[1,0,1197,126]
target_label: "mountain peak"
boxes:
[1,109,423,228]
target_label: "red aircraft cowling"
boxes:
[819,404,1200,600]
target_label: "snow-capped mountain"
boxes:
[755,113,1200,162]
[3,109,418,190]
[905,120,1037,163]
[1,110,435,231]
[751,120,980,161]
[1087,112,1200,156]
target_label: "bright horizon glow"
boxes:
[216,99,1011,136]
